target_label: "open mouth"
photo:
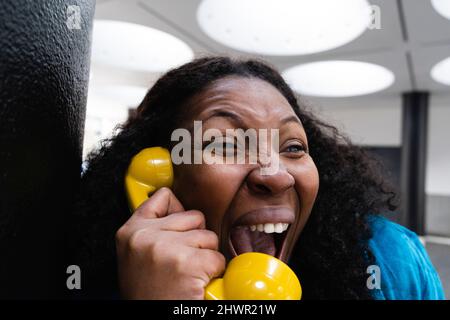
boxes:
[229,223,290,259]
[228,207,294,260]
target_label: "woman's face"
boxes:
[171,76,319,263]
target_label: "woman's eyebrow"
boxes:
[203,110,245,127]
[183,110,245,134]
[204,111,303,128]
[280,115,303,128]
[186,110,302,132]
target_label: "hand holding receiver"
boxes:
[116,187,226,299]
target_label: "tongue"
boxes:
[230,226,276,256]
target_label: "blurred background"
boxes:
[85,0,450,296]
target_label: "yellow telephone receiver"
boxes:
[125,147,302,300]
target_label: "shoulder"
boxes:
[367,215,445,300]
[369,215,419,251]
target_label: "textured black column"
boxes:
[401,92,429,236]
[0,0,95,298]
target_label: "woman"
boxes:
[69,56,444,299]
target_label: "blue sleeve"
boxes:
[367,215,445,300]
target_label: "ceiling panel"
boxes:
[93,0,450,100]
[402,0,450,45]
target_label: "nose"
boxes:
[246,161,295,196]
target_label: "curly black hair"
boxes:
[67,56,398,299]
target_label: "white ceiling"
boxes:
[93,0,450,99]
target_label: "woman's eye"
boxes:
[217,142,235,154]
[222,142,236,149]
[204,140,236,155]
[284,143,306,154]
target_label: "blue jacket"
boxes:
[368,215,445,300]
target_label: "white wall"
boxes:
[83,95,129,159]
[304,93,450,196]
[426,94,450,196]
[303,95,402,146]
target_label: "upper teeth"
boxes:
[248,223,289,233]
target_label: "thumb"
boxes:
[134,187,185,219]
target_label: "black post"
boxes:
[0,0,95,298]
[400,92,429,236]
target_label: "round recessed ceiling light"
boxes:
[431,56,450,86]
[197,0,372,55]
[431,0,450,20]
[282,60,395,97]
[92,20,194,72]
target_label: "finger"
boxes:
[134,187,185,219]
[159,210,206,231]
[176,229,218,250]
[193,249,226,281]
